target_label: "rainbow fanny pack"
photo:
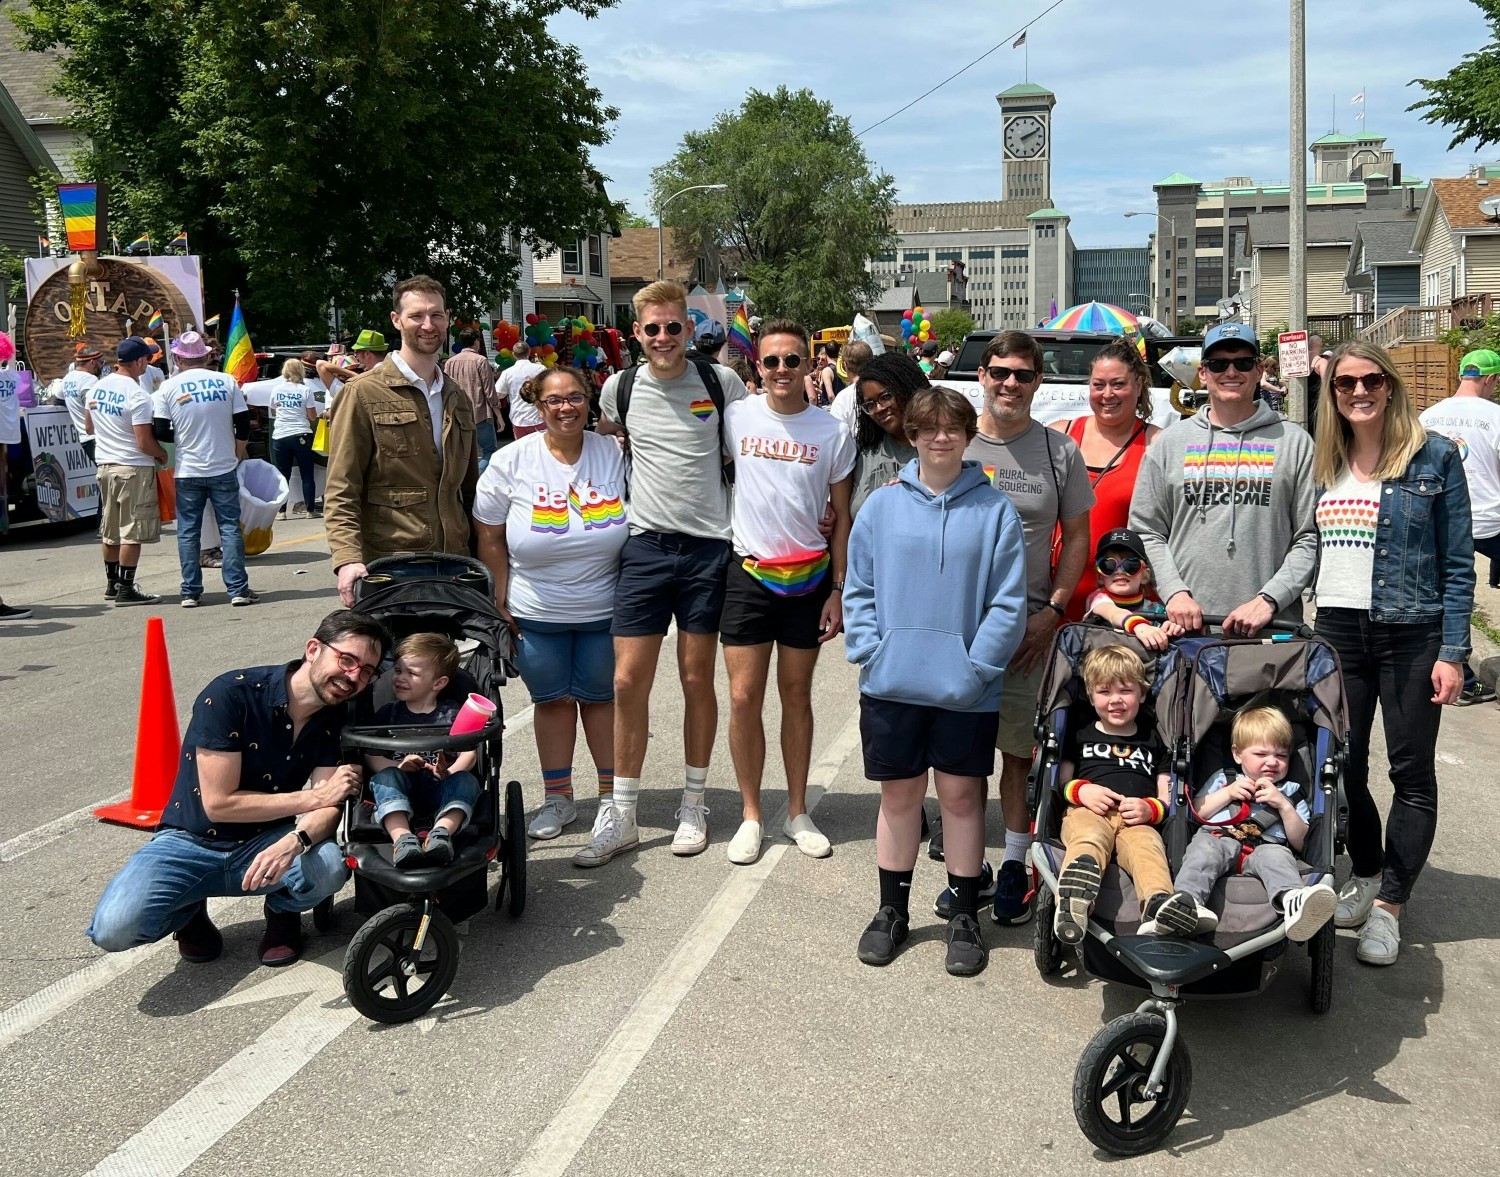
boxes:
[742,550,830,597]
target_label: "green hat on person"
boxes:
[1459,349,1500,379]
[352,329,388,353]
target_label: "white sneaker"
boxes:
[1193,903,1220,934]
[571,805,638,868]
[591,801,615,836]
[1281,879,1337,942]
[727,819,763,865]
[527,795,577,840]
[1335,874,1382,928]
[1356,906,1401,966]
[783,813,832,858]
[671,801,710,856]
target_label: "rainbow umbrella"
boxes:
[1044,301,1140,334]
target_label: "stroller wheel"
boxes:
[502,780,527,918]
[343,902,459,1024]
[311,896,335,934]
[1033,887,1064,976]
[1073,1011,1191,1156]
[1308,919,1335,1014]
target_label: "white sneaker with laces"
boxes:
[671,801,710,856]
[527,795,578,840]
[1356,905,1401,966]
[726,819,762,865]
[591,801,615,836]
[1335,874,1381,928]
[571,805,638,868]
[1281,879,1337,942]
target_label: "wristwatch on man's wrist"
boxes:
[1257,592,1278,612]
[292,828,313,855]
[1045,600,1066,619]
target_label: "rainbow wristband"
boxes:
[1143,797,1167,825]
[1123,614,1150,635]
[1063,779,1089,805]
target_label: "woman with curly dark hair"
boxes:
[850,352,929,517]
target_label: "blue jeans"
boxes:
[86,826,348,952]
[176,469,248,598]
[1464,532,1500,688]
[272,432,318,511]
[370,766,480,827]
[476,419,499,472]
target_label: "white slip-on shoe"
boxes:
[1335,874,1382,928]
[572,805,639,868]
[1282,879,1337,942]
[527,795,578,840]
[671,801,710,856]
[1356,906,1401,966]
[726,820,763,865]
[783,813,831,858]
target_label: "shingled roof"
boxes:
[1429,176,1500,232]
[608,226,695,286]
[0,2,73,126]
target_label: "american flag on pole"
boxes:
[1012,30,1027,48]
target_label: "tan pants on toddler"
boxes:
[1059,805,1173,900]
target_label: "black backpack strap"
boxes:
[615,363,638,431]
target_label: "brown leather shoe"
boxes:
[258,906,304,968]
[173,901,223,964]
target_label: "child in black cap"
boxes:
[1084,527,1182,651]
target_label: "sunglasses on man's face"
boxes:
[983,364,1038,385]
[1331,372,1389,395]
[1097,556,1143,576]
[1203,356,1259,374]
[640,321,683,337]
[760,353,803,371]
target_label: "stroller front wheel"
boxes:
[1033,887,1064,975]
[1073,1010,1191,1156]
[343,902,459,1024]
[1308,920,1335,1014]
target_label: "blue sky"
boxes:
[553,0,1493,248]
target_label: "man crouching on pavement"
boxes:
[88,610,392,967]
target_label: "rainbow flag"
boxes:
[223,299,257,384]
[57,183,102,252]
[126,232,150,251]
[742,550,830,597]
[170,230,188,246]
[203,313,220,330]
[147,310,164,332]
[728,305,754,359]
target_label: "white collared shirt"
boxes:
[390,352,445,452]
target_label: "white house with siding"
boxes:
[1411,175,1500,306]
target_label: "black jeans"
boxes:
[1315,608,1443,906]
[271,432,317,512]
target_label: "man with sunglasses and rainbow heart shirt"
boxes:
[1128,320,1318,640]
[88,610,391,969]
[718,318,856,866]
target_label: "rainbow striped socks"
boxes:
[543,766,573,802]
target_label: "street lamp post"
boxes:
[1125,210,1179,333]
[658,184,728,281]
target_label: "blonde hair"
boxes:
[1231,704,1292,753]
[396,632,459,684]
[1081,645,1150,693]
[1313,341,1427,485]
[632,280,689,319]
[281,358,306,382]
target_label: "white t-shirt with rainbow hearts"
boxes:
[1314,467,1380,611]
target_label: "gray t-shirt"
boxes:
[600,361,748,540]
[852,432,917,518]
[965,422,1093,610]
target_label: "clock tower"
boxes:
[997,82,1056,206]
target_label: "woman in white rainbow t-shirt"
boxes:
[475,367,629,856]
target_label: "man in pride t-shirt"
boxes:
[61,343,105,463]
[86,337,170,605]
[152,331,256,608]
[720,319,855,867]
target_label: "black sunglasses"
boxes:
[983,364,1038,384]
[1331,372,1389,395]
[760,353,803,371]
[1096,555,1143,576]
[1203,356,1259,373]
[641,321,684,337]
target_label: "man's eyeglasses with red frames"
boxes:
[323,642,381,683]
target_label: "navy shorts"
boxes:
[859,695,1000,781]
[720,558,834,649]
[612,531,731,637]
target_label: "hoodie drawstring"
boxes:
[1198,415,1248,555]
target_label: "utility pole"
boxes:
[1288,0,1309,426]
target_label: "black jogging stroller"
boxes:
[1027,621,1348,1155]
[321,554,526,1024]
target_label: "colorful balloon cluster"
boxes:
[523,314,560,368]
[491,320,521,371]
[566,317,603,370]
[901,306,931,349]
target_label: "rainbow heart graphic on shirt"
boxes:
[689,398,715,421]
[742,549,830,597]
[570,483,625,530]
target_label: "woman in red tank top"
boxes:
[1050,340,1163,620]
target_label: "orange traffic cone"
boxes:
[95,616,182,829]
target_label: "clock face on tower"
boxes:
[1004,115,1047,159]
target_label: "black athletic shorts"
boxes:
[611,531,731,637]
[859,694,1000,781]
[719,558,834,649]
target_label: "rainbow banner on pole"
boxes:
[223,299,257,384]
[57,182,106,252]
[728,304,754,359]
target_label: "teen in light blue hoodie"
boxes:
[843,383,1028,979]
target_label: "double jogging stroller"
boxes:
[316,554,526,1024]
[1027,622,1349,1155]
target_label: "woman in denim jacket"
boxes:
[1311,341,1474,968]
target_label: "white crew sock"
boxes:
[683,765,708,806]
[1003,829,1032,866]
[613,777,640,820]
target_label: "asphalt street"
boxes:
[1,514,1498,1176]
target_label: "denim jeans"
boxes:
[86,826,348,952]
[1463,532,1500,687]
[1315,608,1443,906]
[177,469,248,598]
[272,432,318,511]
[476,419,499,473]
[370,766,480,827]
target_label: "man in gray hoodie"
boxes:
[1129,321,1317,637]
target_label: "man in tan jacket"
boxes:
[324,275,478,605]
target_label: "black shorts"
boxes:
[612,531,731,637]
[720,558,834,648]
[859,695,1000,781]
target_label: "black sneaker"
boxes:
[857,905,910,966]
[180,596,201,609]
[104,581,119,601]
[990,860,1034,925]
[1454,681,1496,707]
[0,603,33,621]
[392,832,425,868]
[1140,890,1200,937]
[927,807,945,861]
[113,583,160,607]
[945,913,989,976]
[934,859,996,919]
[424,826,454,866]
[1055,853,1103,945]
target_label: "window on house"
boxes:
[562,240,581,274]
[588,234,603,276]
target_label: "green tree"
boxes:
[1411,1,1500,148]
[13,0,621,339]
[929,309,977,349]
[619,207,655,229]
[651,87,895,328]
[1174,317,1212,337]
